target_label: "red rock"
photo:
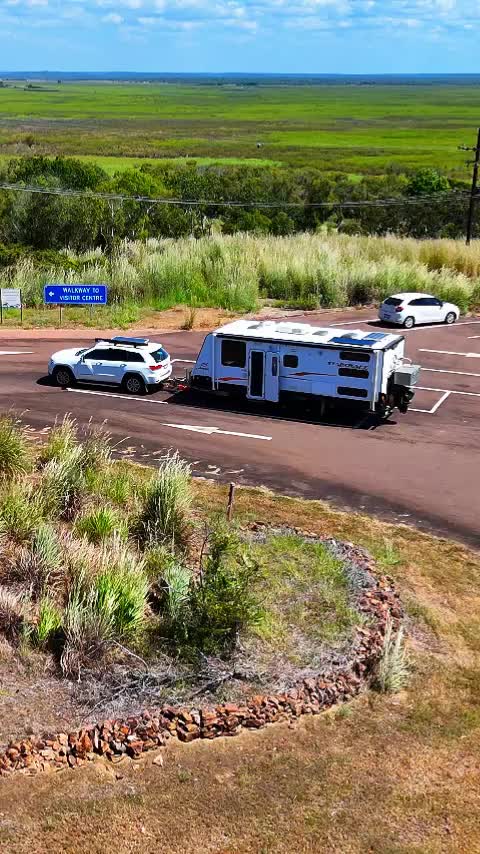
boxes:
[126,740,143,758]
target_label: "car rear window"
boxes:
[149,347,169,363]
[383,298,403,306]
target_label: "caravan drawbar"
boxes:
[190,320,420,416]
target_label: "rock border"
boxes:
[0,538,403,777]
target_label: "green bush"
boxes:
[94,559,149,640]
[39,447,85,519]
[0,585,25,643]
[135,452,192,549]
[0,415,32,481]
[33,596,62,648]
[0,483,45,544]
[40,414,78,465]
[74,506,127,544]
[174,526,263,654]
[60,580,114,678]
[159,560,192,642]
[80,420,113,471]
[15,524,62,598]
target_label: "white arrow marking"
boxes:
[419,348,480,358]
[0,350,34,356]
[162,423,271,441]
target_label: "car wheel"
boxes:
[403,316,415,329]
[123,374,146,395]
[52,366,74,388]
[445,311,457,325]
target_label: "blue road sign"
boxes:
[44,284,108,305]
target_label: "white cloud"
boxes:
[102,11,123,22]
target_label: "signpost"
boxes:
[44,284,108,325]
[0,288,22,324]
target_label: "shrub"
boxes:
[39,446,85,519]
[159,561,192,641]
[374,616,409,694]
[135,452,192,549]
[94,558,149,640]
[80,420,112,471]
[33,596,62,648]
[0,415,32,481]
[60,581,114,678]
[181,304,197,330]
[14,524,62,598]
[185,526,263,653]
[0,482,44,544]
[40,414,78,465]
[0,585,25,642]
[74,507,127,544]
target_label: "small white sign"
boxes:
[1,288,22,309]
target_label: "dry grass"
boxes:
[0,480,479,853]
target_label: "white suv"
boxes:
[378,292,460,329]
[48,336,172,394]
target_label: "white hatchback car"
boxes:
[378,293,460,329]
[48,336,172,394]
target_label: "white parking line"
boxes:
[333,319,377,326]
[66,388,169,405]
[411,390,451,415]
[468,335,480,339]
[405,320,480,332]
[0,350,34,356]
[417,385,480,398]
[331,320,480,331]
[421,367,480,378]
[419,348,480,359]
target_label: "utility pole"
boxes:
[459,127,480,245]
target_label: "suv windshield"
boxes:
[383,298,403,306]
[149,347,169,363]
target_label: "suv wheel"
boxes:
[53,366,74,388]
[445,311,457,325]
[123,374,146,395]
[403,316,415,329]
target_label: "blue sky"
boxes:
[0,0,478,73]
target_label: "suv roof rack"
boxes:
[95,336,150,348]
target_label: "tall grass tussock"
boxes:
[2,234,479,314]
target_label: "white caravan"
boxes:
[190,320,420,416]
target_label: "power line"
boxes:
[0,181,470,211]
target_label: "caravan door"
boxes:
[247,347,280,402]
[265,351,280,402]
[247,349,265,399]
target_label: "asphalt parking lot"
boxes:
[0,308,479,545]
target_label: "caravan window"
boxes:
[339,367,369,379]
[339,351,371,363]
[283,354,298,368]
[221,339,246,368]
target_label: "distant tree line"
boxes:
[0,156,474,261]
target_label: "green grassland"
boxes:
[0,80,478,176]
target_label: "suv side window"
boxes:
[85,348,112,360]
[111,349,145,363]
